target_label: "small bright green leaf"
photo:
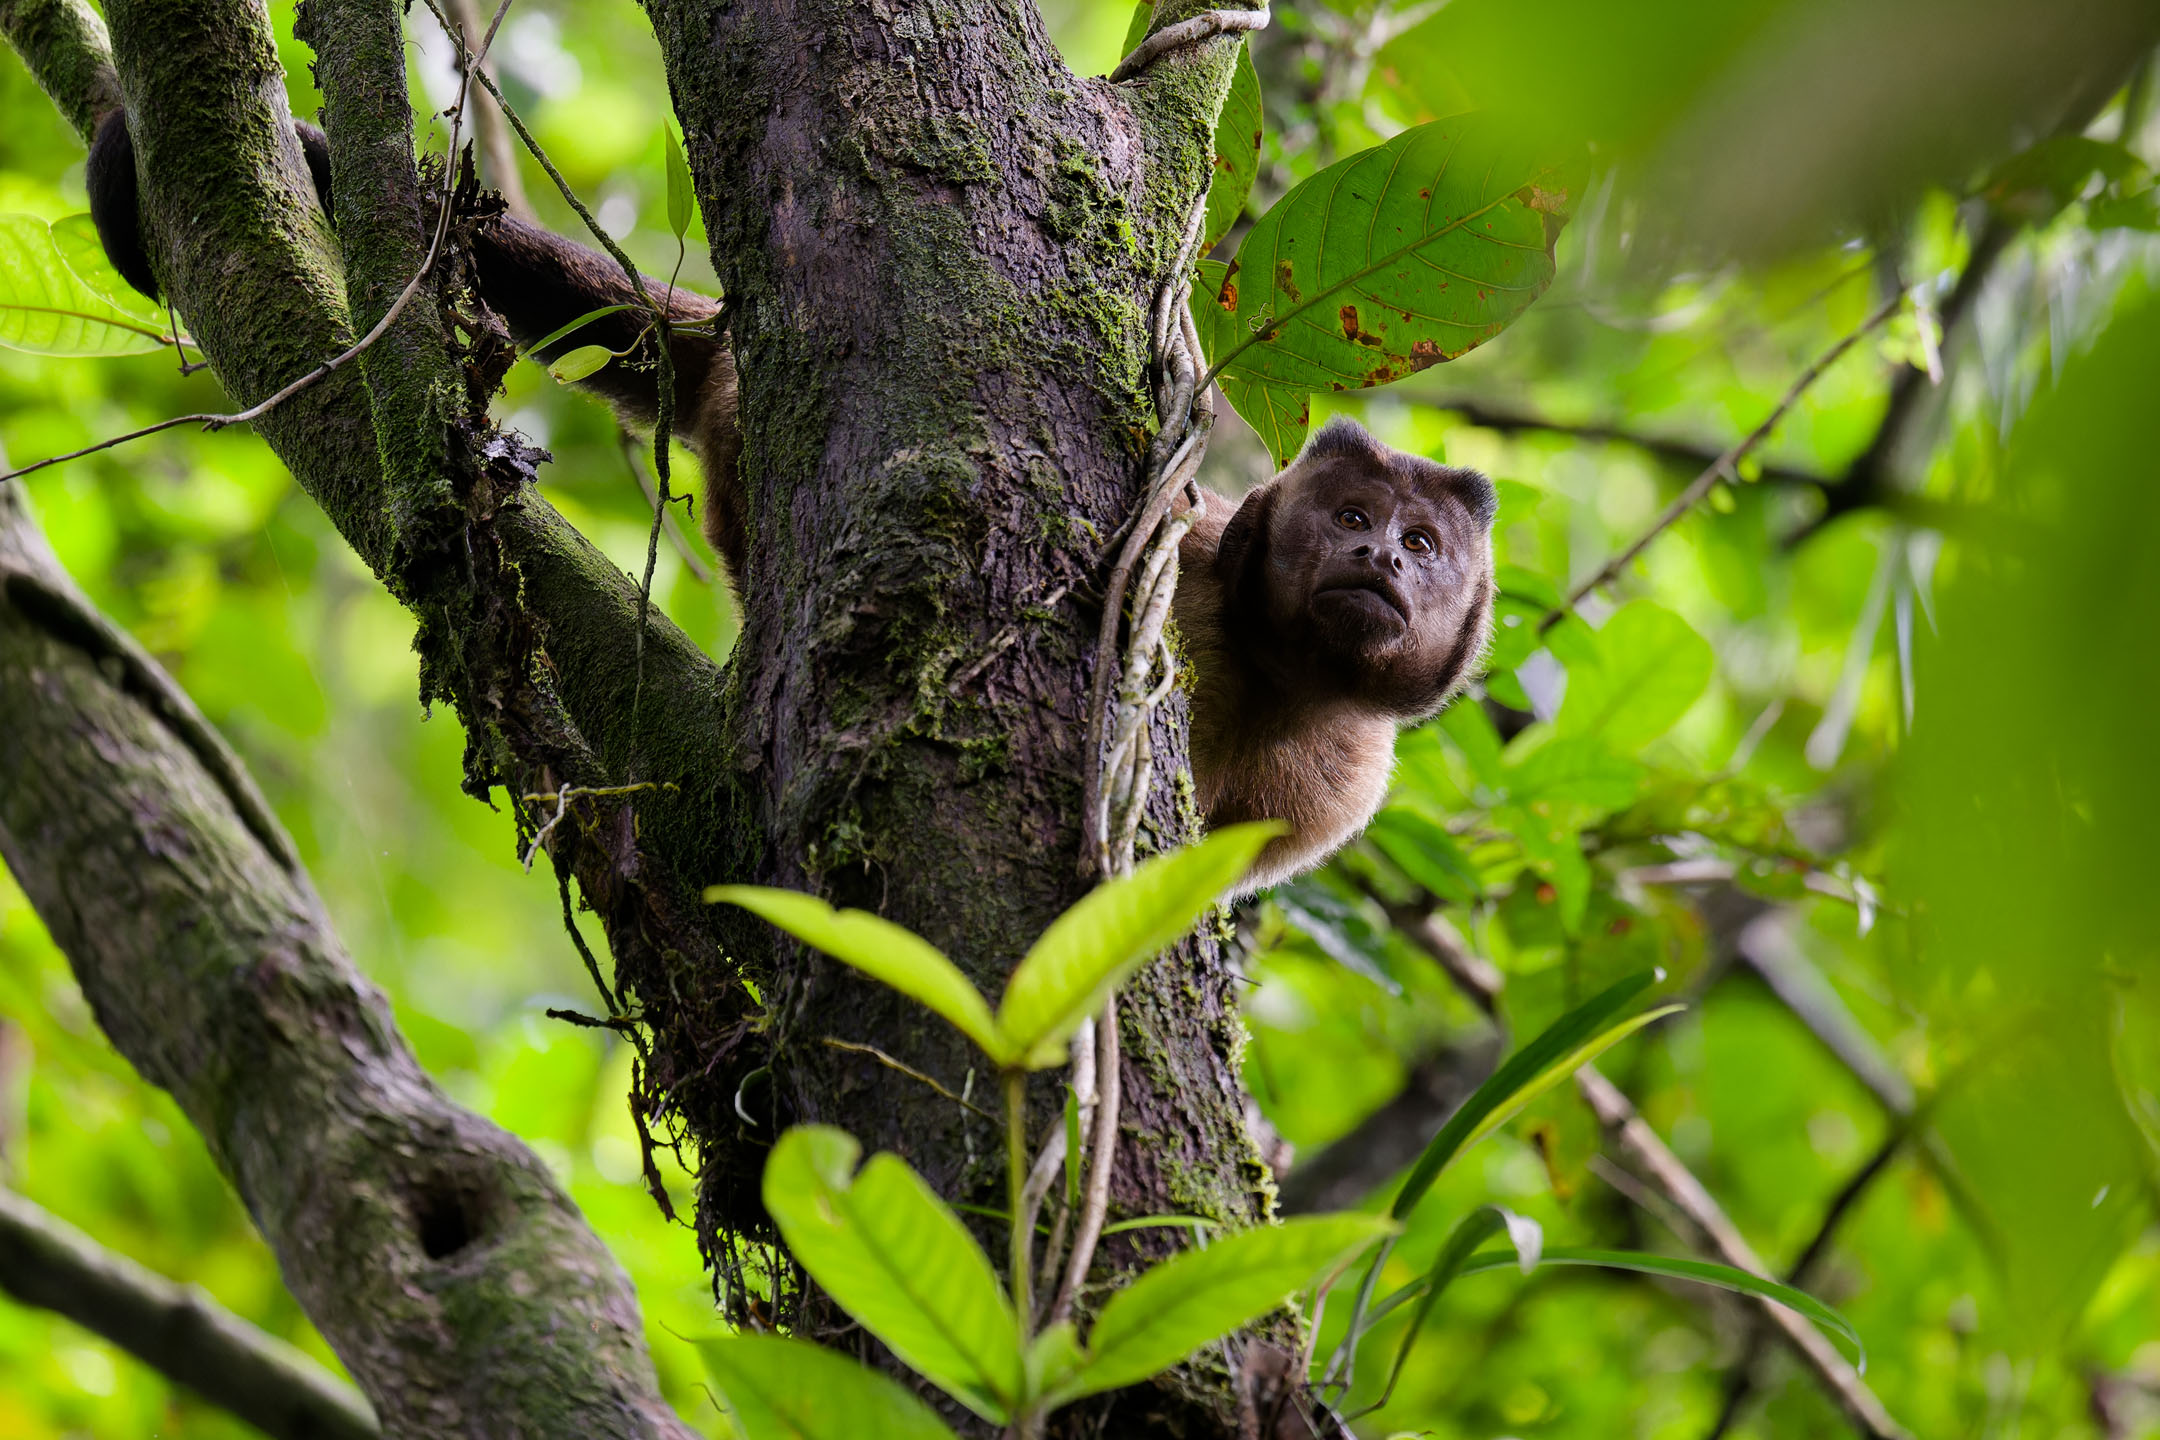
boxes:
[1025,1321,1085,1404]
[1555,600,1713,750]
[547,343,615,384]
[523,303,639,357]
[1452,1247,1865,1364]
[708,886,1010,1063]
[761,1127,1023,1422]
[1052,1214,1395,1402]
[0,213,168,356]
[997,823,1278,1069]
[1120,1,1155,56]
[700,1333,961,1440]
[1392,971,1663,1219]
[49,214,161,318]
[1192,114,1569,465]
[665,128,694,241]
[1365,807,1479,904]
[1203,42,1263,250]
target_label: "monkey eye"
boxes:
[1404,528,1438,555]
[1335,506,1370,530]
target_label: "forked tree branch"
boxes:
[0,1187,380,1440]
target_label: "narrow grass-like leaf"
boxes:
[1453,1248,1863,1364]
[548,343,615,383]
[522,303,639,357]
[701,1333,961,1440]
[1358,1206,1530,1415]
[0,213,168,355]
[1101,1214,1221,1237]
[708,886,1010,1064]
[1051,1214,1395,1403]
[665,129,695,241]
[1391,971,1661,1220]
[1064,1086,1082,1210]
[997,823,1278,1069]
[1203,43,1263,250]
[762,1127,1023,1422]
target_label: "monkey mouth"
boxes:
[1312,580,1409,628]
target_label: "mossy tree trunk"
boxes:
[1,0,1288,1433]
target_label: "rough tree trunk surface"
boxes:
[2,0,1283,1432]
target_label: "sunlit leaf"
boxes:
[1190,114,1570,464]
[701,1333,962,1440]
[1203,43,1263,250]
[1051,1214,1395,1402]
[547,343,615,384]
[1554,600,1713,750]
[1392,970,1664,1219]
[48,214,162,318]
[523,303,639,356]
[707,887,1011,1064]
[997,823,1277,1069]
[1503,736,1646,812]
[0,213,168,356]
[665,128,695,241]
[761,1127,1023,1422]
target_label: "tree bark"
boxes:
[2,0,1296,1430]
[0,480,694,1439]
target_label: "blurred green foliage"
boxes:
[3,2,2159,1439]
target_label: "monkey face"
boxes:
[1216,418,1496,718]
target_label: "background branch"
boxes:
[0,1186,380,1440]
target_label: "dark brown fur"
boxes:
[85,113,747,582]
[1175,417,1496,891]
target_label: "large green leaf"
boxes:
[1203,42,1263,250]
[1554,600,1714,750]
[0,213,168,356]
[997,823,1277,1069]
[701,1333,961,1440]
[1392,971,1664,1220]
[1051,1214,1395,1402]
[708,886,1011,1064]
[761,1127,1023,1422]
[1190,114,1569,463]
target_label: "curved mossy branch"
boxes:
[0,483,697,1440]
[0,0,119,136]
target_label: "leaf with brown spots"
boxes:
[1190,113,1575,438]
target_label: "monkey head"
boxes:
[1214,416,1496,719]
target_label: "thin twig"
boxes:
[820,1038,994,1119]
[1108,5,1272,83]
[1049,993,1121,1325]
[1538,291,1903,633]
[621,432,714,585]
[519,781,668,871]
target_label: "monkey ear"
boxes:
[1212,483,1278,592]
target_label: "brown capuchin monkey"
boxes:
[89,115,1493,892]
[85,112,747,580]
[1175,417,1496,892]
